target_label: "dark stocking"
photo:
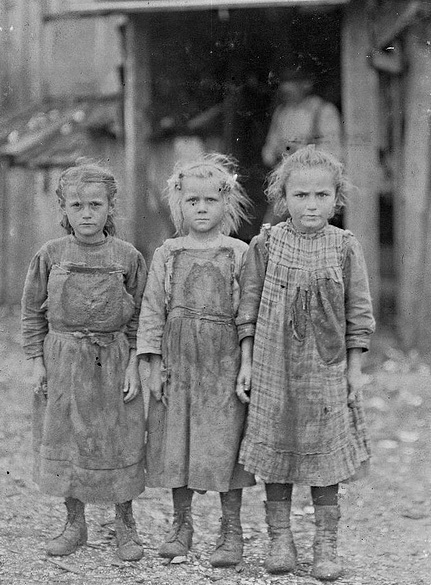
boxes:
[265,483,293,502]
[172,486,194,509]
[311,484,339,507]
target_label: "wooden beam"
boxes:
[342,0,380,313]
[397,27,431,349]
[0,117,71,158]
[44,0,349,20]
[123,16,156,261]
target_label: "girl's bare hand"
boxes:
[236,363,252,404]
[32,357,48,398]
[347,369,366,405]
[148,363,167,407]
[123,358,142,403]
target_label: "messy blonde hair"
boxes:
[266,145,352,219]
[166,153,252,236]
[56,158,117,236]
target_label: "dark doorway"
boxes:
[149,7,342,241]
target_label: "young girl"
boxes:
[21,161,147,561]
[137,154,255,567]
[236,145,375,580]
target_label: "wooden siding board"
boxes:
[45,0,349,20]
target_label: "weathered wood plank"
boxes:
[341,0,381,312]
[398,26,431,349]
[123,15,160,262]
[44,0,349,21]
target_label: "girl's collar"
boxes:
[71,234,112,247]
[285,218,328,237]
[183,232,224,249]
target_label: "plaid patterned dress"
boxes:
[237,221,375,486]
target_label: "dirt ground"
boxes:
[1,304,430,585]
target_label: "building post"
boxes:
[123,14,155,261]
[398,24,431,350]
[342,0,381,314]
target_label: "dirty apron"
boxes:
[146,247,254,492]
[33,262,145,503]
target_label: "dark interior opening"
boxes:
[149,7,343,240]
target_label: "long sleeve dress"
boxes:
[137,235,255,493]
[21,235,147,503]
[236,221,375,486]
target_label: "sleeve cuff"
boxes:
[23,347,44,359]
[238,323,256,342]
[136,344,162,357]
[345,337,370,351]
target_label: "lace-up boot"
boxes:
[115,500,144,561]
[159,487,194,558]
[46,497,87,556]
[311,505,343,581]
[210,489,243,567]
[264,500,297,574]
[159,507,193,558]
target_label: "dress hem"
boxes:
[239,439,370,486]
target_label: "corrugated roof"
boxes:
[0,96,121,168]
[45,0,349,20]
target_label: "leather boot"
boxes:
[311,505,343,581]
[264,500,297,574]
[159,487,193,558]
[46,497,87,556]
[210,489,243,567]
[115,500,144,561]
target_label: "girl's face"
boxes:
[181,176,225,239]
[62,182,113,243]
[283,167,336,233]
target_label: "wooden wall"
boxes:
[0,0,43,111]
[0,2,127,305]
[0,0,44,305]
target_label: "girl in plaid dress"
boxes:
[137,154,255,567]
[236,146,375,580]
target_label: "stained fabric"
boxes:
[22,235,147,503]
[137,236,255,492]
[236,221,375,486]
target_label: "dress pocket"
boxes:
[310,270,346,365]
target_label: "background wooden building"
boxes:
[2,0,431,352]
[0,0,125,304]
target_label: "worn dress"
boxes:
[236,221,375,486]
[137,235,255,493]
[22,235,147,503]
